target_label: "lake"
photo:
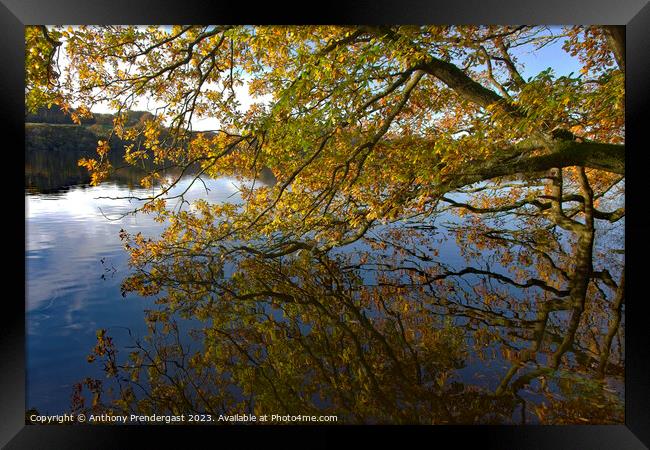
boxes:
[25,147,625,424]
[26,155,244,414]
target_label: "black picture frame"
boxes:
[3,1,649,448]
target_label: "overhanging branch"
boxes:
[438,140,624,195]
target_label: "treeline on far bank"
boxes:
[26,105,154,127]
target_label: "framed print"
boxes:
[2,0,649,448]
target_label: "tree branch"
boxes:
[436,140,624,196]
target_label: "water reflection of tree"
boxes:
[26,146,147,194]
[73,167,624,424]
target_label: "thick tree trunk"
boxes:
[603,25,625,71]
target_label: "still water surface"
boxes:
[26,175,242,413]
[25,148,624,423]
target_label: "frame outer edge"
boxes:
[2,1,649,448]
[0,1,26,448]
[625,2,650,448]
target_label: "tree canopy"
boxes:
[26,25,624,241]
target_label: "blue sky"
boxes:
[511,34,582,79]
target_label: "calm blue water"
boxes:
[25,177,243,414]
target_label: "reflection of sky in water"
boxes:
[25,176,241,413]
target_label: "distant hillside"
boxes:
[25,106,277,192]
[25,107,158,193]
[25,106,157,154]
[26,123,105,154]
